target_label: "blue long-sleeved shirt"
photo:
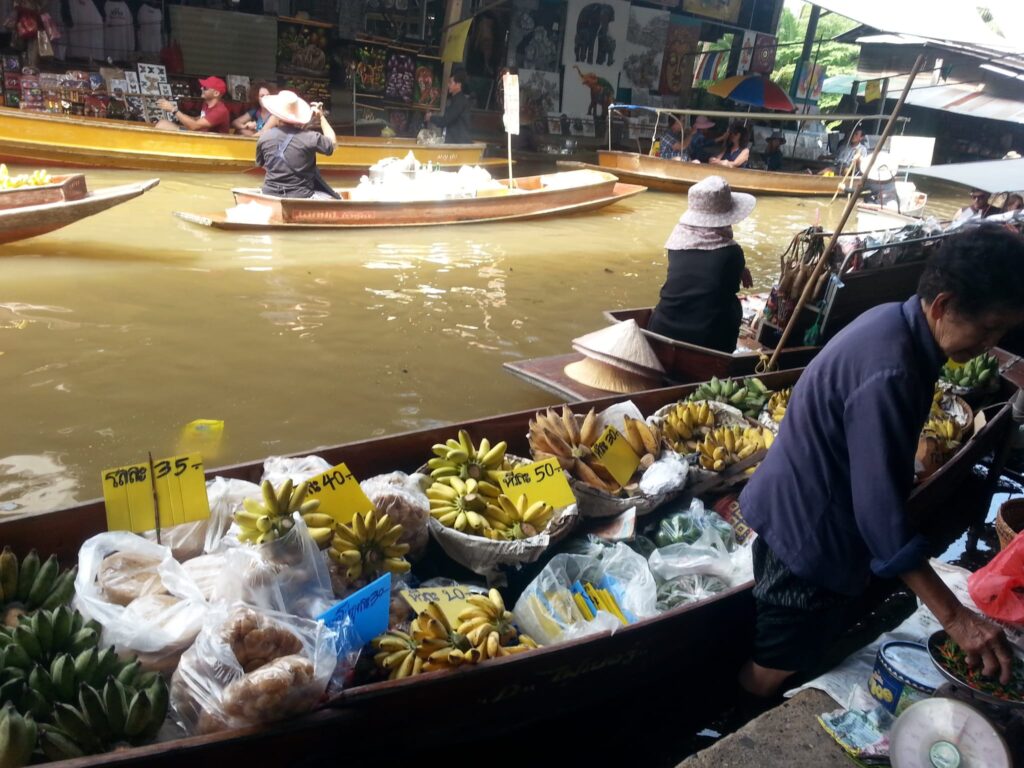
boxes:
[740,296,945,596]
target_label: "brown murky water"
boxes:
[0,167,966,512]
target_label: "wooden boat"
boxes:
[0,176,159,245]
[0,174,88,209]
[173,171,646,230]
[0,107,500,176]
[559,151,847,196]
[0,351,1019,765]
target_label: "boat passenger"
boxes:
[255,90,340,200]
[659,117,685,160]
[763,130,786,172]
[709,122,750,169]
[953,189,998,224]
[648,176,755,353]
[1005,193,1023,212]
[425,69,473,144]
[683,115,716,163]
[832,126,869,176]
[737,224,1024,702]
[232,83,278,137]
[155,76,231,134]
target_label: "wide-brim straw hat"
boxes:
[261,90,313,126]
[666,176,755,239]
[693,116,715,130]
[767,130,786,145]
[571,319,665,378]
[563,357,661,394]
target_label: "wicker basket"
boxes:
[996,498,1024,550]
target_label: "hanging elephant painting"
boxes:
[561,0,627,119]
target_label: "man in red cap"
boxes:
[155,76,231,133]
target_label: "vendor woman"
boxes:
[648,176,755,352]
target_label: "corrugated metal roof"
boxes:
[909,158,1024,192]
[892,80,1024,124]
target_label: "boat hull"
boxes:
[0,178,159,245]
[560,151,846,196]
[0,107,497,175]
[1,356,1019,765]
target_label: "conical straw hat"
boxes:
[563,356,661,394]
[571,319,665,377]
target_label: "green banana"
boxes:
[38,726,85,761]
[31,610,53,656]
[123,690,152,738]
[50,653,76,703]
[0,704,37,768]
[12,625,42,663]
[0,547,17,604]
[103,679,127,736]
[79,684,112,743]
[39,566,77,611]
[13,551,38,604]
[52,702,98,752]
[26,555,59,609]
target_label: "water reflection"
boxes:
[0,454,80,513]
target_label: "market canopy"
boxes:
[908,158,1024,192]
[821,74,865,96]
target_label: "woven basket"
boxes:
[996,498,1024,550]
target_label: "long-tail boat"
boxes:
[0,351,1020,766]
[0,107,499,176]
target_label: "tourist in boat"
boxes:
[737,224,1024,702]
[232,83,277,137]
[683,115,716,163]
[832,125,869,176]
[659,117,685,160]
[647,176,755,353]
[1005,193,1023,212]
[255,90,340,200]
[154,76,231,134]
[425,69,473,144]
[762,131,786,172]
[953,189,998,224]
[709,122,750,169]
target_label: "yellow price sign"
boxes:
[102,454,210,533]
[400,584,477,627]
[499,458,576,508]
[306,463,374,525]
[591,425,640,488]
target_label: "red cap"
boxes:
[198,76,227,96]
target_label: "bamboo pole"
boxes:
[765,54,926,372]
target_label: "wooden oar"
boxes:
[766,54,926,372]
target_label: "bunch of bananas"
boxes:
[941,353,998,390]
[481,493,555,541]
[698,426,775,474]
[766,388,792,424]
[427,476,500,535]
[455,588,539,660]
[427,430,510,482]
[328,509,410,583]
[528,406,624,494]
[1,548,77,626]
[661,401,716,454]
[0,606,168,760]
[921,415,962,457]
[620,416,662,468]
[234,479,333,549]
[0,165,52,190]
[0,704,36,768]
[689,376,771,418]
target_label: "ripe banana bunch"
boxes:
[941,353,998,390]
[621,416,662,469]
[427,429,510,482]
[481,493,555,541]
[0,703,36,768]
[922,415,962,456]
[234,479,332,548]
[328,509,410,582]
[698,426,775,474]
[0,165,51,190]
[455,588,539,660]
[766,388,792,424]
[528,406,622,494]
[690,376,771,418]
[370,627,422,680]
[0,547,78,622]
[427,476,500,535]
[661,401,716,454]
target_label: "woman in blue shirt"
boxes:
[710,121,750,168]
[233,84,277,137]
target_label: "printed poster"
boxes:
[562,0,628,119]
[682,0,741,24]
[750,33,777,75]
[794,60,825,103]
[508,0,565,73]
[737,30,757,75]
[517,68,560,123]
[660,14,700,99]
[620,6,670,93]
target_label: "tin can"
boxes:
[869,641,946,715]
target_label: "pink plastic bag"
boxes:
[968,533,1024,625]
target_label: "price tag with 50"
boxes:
[499,457,576,508]
[306,462,375,524]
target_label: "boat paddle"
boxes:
[765,54,926,372]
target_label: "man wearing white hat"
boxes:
[255,90,339,199]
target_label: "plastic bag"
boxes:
[513,542,657,645]
[656,573,729,611]
[215,515,334,620]
[360,471,430,561]
[651,498,736,551]
[649,525,752,587]
[170,604,335,735]
[968,532,1024,624]
[74,532,209,674]
[204,476,261,553]
[261,454,331,487]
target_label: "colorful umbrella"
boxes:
[707,74,795,112]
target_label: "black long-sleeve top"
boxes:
[431,91,473,144]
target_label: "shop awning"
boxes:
[900,81,1024,125]
[908,158,1024,192]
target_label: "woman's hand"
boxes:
[741,268,753,288]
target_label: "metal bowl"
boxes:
[927,629,1024,710]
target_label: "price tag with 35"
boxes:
[306,462,374,525]
[590,425,640,488]
[102,453,210,533]
[499,457,576,508]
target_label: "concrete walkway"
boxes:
[679,689,853,767]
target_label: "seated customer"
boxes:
[155,76,231,133]
[233,83,278,137]
[256,90,339,199]
[659,117,685,160]
[709,122,750,169]
[648,176,756,353]
[763,131,786,171]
